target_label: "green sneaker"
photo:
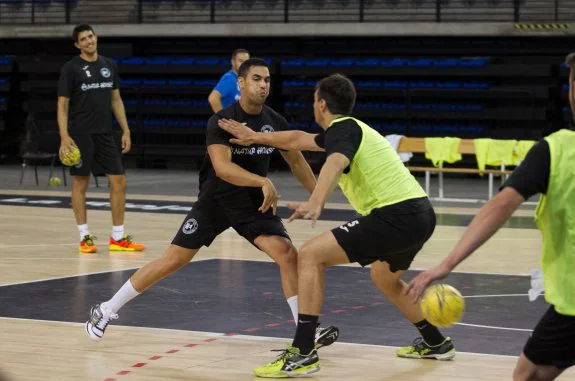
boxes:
[396,337,455,360]
[254,346,320,378]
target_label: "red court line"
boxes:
[103,299,385,380]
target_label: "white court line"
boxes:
[0,316,519,359]
[455,322,532,332]
[217,257,531,276]
[0,257,217,287]
[464,294,529,298]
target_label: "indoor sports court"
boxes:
[0,168,573,380]
[1,1,575,380]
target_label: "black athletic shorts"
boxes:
[172,194,291,250]
[523,305,575,370]
[70,133,124,176]
[332,197,436,271]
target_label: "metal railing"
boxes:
[0,0,571,25]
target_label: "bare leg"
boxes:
[513,353,564,381]
[71,176,90,225]
[107,174,126,226]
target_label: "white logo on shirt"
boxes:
[261,125,274,133]
[100,68,111,78]
[182,218,198,234]
[81,82,114,91]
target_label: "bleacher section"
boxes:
[0,57,11,150]
[14,49,566,169]
[0,0,571,24]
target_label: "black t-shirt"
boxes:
[314,118,362,173]
[58,55,120,134]
[502,139,550,199]
[198,102,289,202]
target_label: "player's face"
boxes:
[75,30,97,55]
[232,52,250,73]
[313,91,327,128]
[239,66,270,105]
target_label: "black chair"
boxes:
[19,116,65,186]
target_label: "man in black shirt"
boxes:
[84,58,339,349]
[57,24,144,254]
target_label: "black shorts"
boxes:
[332,197,436,271]
[523,305,575,370]
[70,133,124,176]
[171,197,291,250]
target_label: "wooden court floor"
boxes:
[0,190,573,381]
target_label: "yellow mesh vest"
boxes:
[335,117,427,216]
[535,129,575,316]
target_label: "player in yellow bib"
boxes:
[218,74,454,378]
[408,53,575,381]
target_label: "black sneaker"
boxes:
[315,325,339,349]
[396,337,455,360]
[85,304,118,341]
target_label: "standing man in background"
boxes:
[57,24,145,254]
[208,49,250,113]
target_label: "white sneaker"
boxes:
[85,304,118,341]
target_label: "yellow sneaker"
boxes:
[109,234,145,252]
[254,346,320,378]
[396,337,455,360]
[79,234,97,254]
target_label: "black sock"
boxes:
[414,319,445,346]
[292,314,319,355]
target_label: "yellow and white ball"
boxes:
[59,145,81,166]
[420,284,465,328]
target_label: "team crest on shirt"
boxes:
[182,218,198,234]
[261,125,274,133]
[100,68,111,78]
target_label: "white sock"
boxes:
[101,279,140,314]
[78,224,90,241]
[287,295,298,325]
[112,225,124,241]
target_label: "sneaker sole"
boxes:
[79,249,97,254]
[109,246,144,252]
[281,365,321,378]
[85,321,102,342]
[397,350,456,361]
[315,327,339,349]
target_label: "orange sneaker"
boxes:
[79,234,98,254]
[109,234,145,252]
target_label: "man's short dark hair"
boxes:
[73,24,95,42]
[565,52,575,68]
[232,48,249,59]
[315,74,356,116]
[238,58,269,78]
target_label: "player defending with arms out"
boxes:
[57,24,144,254]
[219,74,454,378]
[408,52,575,381]
[85,58,339,350]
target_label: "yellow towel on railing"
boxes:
[474,139,517,171]
[424,137,462,167]
[513,140,536,165]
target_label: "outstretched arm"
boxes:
[218,118,324,152]
[407,187,525,301]
[287,153,349,226]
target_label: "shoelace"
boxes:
[96,310,118,330]
[83,235,97,246]
[267,348,298,366]
[410,337,426,351]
